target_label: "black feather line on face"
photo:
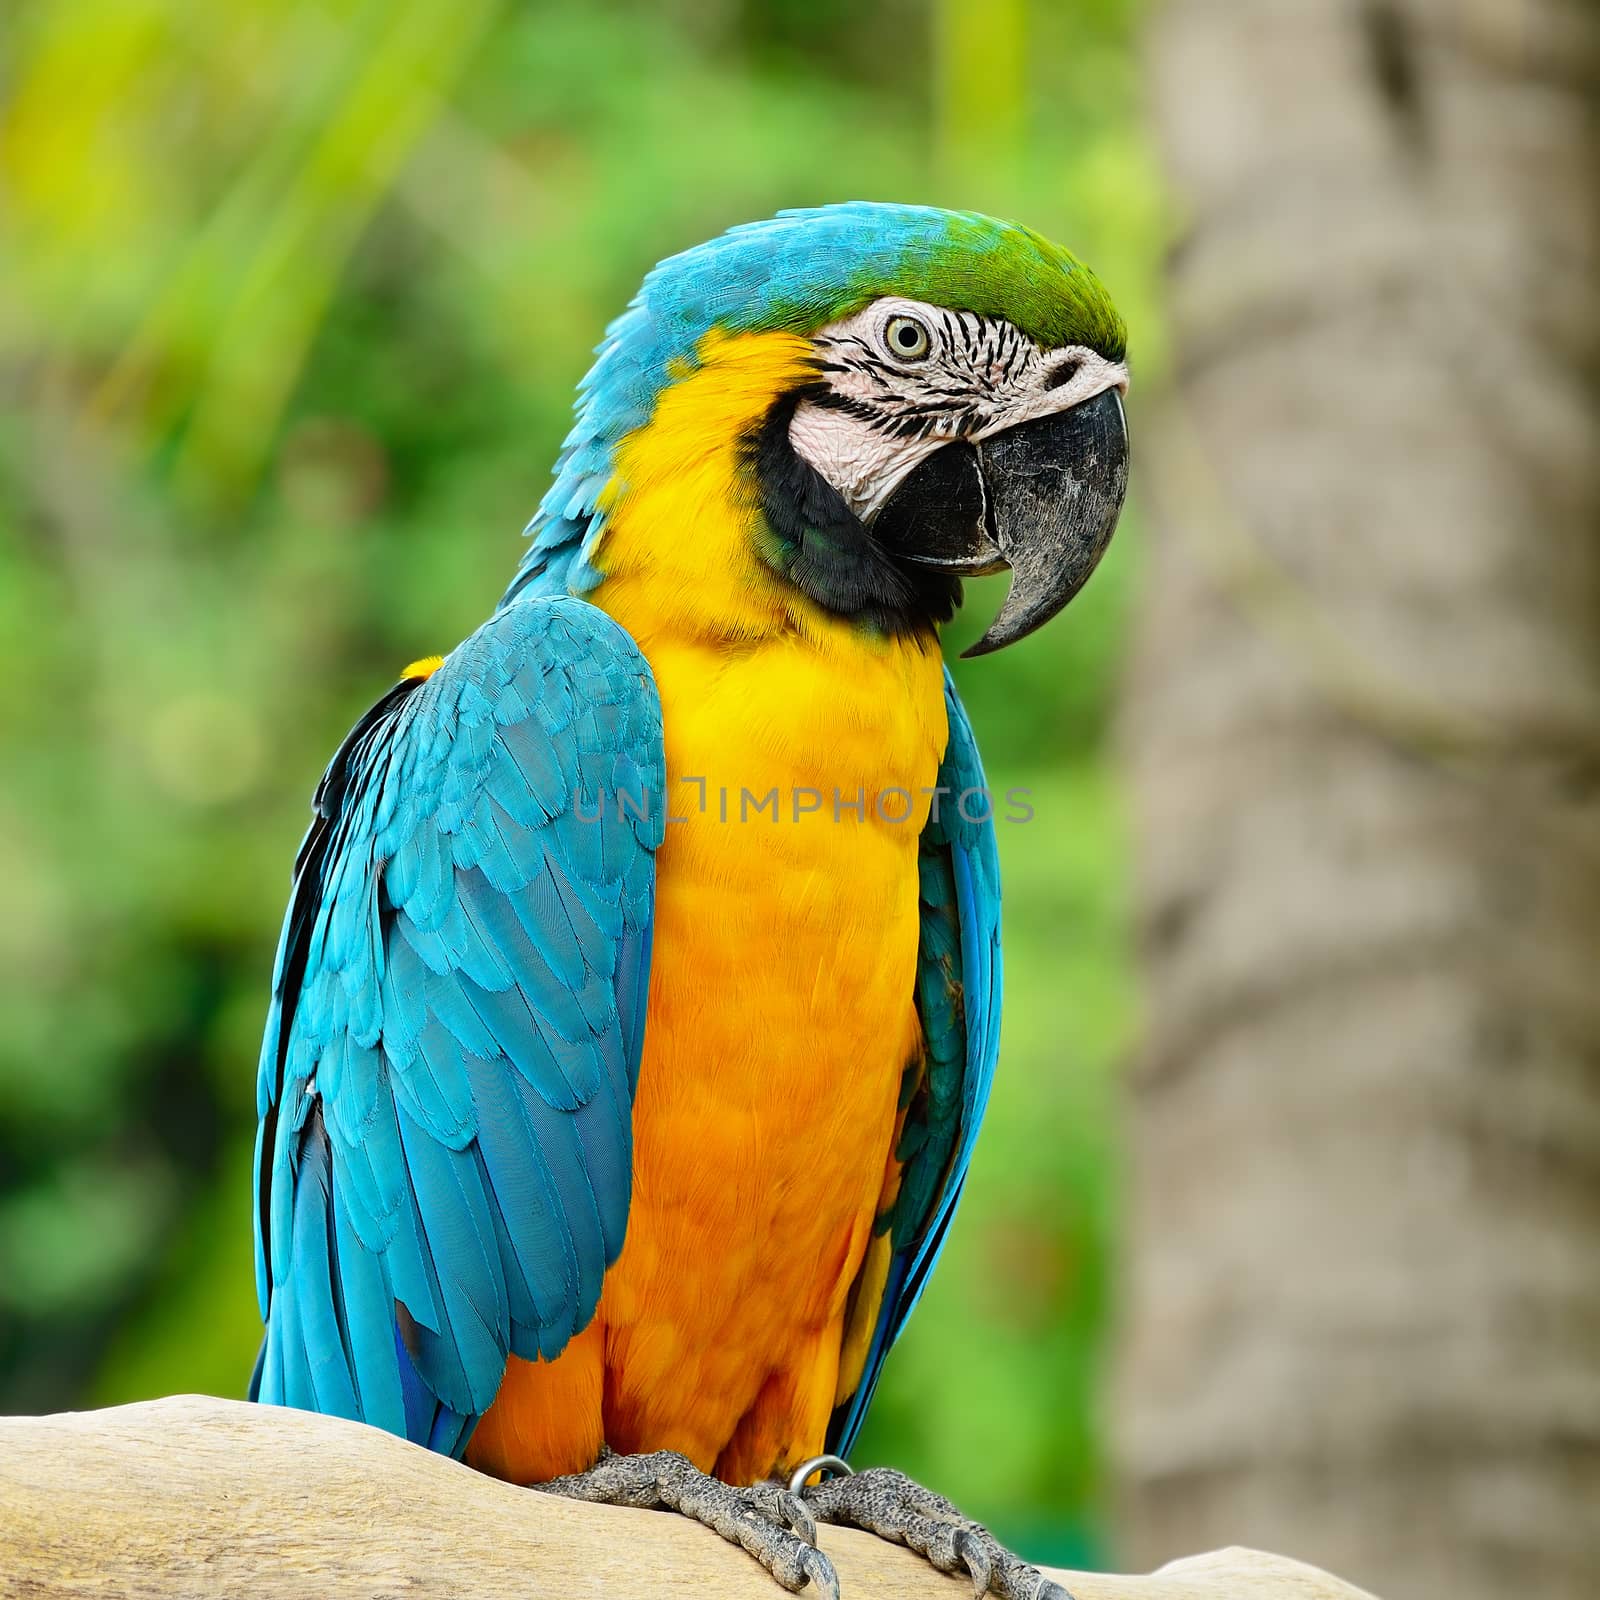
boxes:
[744,387,960,638]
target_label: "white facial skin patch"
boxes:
[789,295,1129,521]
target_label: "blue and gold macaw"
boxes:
[252,203,1127,1599]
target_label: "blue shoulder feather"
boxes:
[251,596,663,1452]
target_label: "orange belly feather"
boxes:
[465,331,948,1485]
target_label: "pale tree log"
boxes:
[1117,1,1600,1598]
[0,1397,1374,1599]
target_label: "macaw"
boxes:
[251,203,1127,1599]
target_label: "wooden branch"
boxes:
[0,1396,1377,1599]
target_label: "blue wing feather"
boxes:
[828,669,1002,1457]
[252,596,663,1453]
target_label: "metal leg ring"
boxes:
[788,1453,854,1495]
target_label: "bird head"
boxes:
[507,202,1128,656]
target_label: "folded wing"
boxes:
[252,597,664,1455]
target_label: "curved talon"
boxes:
[955,1527,992,1599]
[752,1484,819,1547]
[788,1453,854,1495]
[798,1544,842,1600]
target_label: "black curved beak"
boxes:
[871,387,1129,656]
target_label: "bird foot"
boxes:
[801,1465,1070,1600]
[538,1448,839,1599]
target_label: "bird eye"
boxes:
[883,314,932,362]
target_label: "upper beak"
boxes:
[870,387,1129,657]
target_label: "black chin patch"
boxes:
[745,390,960,636]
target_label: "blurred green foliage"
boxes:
[0,0,1158,1567]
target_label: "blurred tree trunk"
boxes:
[1115,4,1600,1599]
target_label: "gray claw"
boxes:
[955,1528,992,1598]
[799,1545,841,1600]
[779,1490,820,1547]
[750,1484,819,1547]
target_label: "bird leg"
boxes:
[799,1465,1071,1600]
[537,1448,840,1599]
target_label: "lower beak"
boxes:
[871,387,1129,656]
